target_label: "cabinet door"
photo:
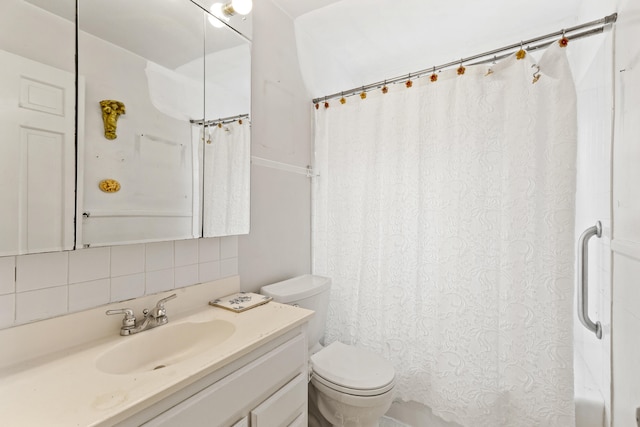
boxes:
[251,373,306,427]
[142,334,305,427]
[232,416,249,427]
[287,413,306,427]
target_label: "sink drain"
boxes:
[153,364,166,370]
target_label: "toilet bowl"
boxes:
[260,275,396,427]
[310,341,395,427]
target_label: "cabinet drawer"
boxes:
[232,416,249,427]
[143,333,305,427]
[251,373,306,427]
[287,413,306,427]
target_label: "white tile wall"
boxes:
[16,252,68,292]
[110,244,145,277]
[16,286,68,324]
[199,238,220,263]
[0,294,15,329]
[221,236,238,259]
[145,269,174,294]
[69,247,110,284]
[199,261,221,283]
[145,241,174,272]
[174,239,198,267]
[69,278,110,312]
[111,273,145,302]
[174,265,199,289]
[0,257,15,295]
[220,258,239,278]
[0,237,237,329]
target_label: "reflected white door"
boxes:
[0,49,75,255]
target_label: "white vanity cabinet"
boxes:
[132,329,308,427]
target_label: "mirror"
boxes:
[77,0,206,246]
[77,0,252,246]
[0,0,76,256]
[2,0,252,255]
[202,5,251,237]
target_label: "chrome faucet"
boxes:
[106,294,177,336]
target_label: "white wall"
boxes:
[611,0,640,425]
[238,0,313,292]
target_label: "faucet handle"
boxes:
[106,308,136,328]
[155,293,177,309]
[144,294,177,319]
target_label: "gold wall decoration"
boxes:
[99,100,126,140]
[99,179,121,193]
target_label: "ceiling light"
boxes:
[229,0,253,15]
[208,2,229,28]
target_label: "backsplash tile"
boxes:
[69,247,110,284]
[174,239,198,267]
[111,244,145,277]
[146,269,175,294]
[16,252,68,292]
[0,294,15,328]
[0,237,239,329]
[221,236,238,260]
[16,286,68,323]
[199,238,220,263]
[199,260,220,283]
[174,264,199,289]
[220,258,238,278]
[145,241,174,272]
[0,257,15,295]
[110,273,145,302]
[69,279,110,312]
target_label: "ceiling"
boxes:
[272,0,612,97]
[25,0,613,96]
[271,0,342,19]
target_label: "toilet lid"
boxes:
[311,341,395,395]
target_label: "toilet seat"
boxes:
[310,341,395,397]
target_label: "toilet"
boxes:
[260,274,395,427]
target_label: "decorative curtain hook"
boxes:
[360,86,367,99]
[340,91,346,104]
[406,73,413,88]
[531,64,541,83]
[559,29,569,47]
[457,59,466,76]
[382,79,389,94]
[430,66,438,82]
[516,41,526,60]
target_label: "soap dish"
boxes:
[209,292,272,313]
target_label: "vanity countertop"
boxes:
[0,277,313,426]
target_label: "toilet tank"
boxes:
[260,274,331,353]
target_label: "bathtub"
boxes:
[575,351,606,427]
[384,361,606,427]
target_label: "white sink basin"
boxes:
[96,319,236,375]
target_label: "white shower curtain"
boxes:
[313,42,576,427]
[203,120,250,237]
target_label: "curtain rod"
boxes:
[190,113,250,126]
[312,13,618,104]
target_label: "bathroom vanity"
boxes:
[0,277,312,426]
